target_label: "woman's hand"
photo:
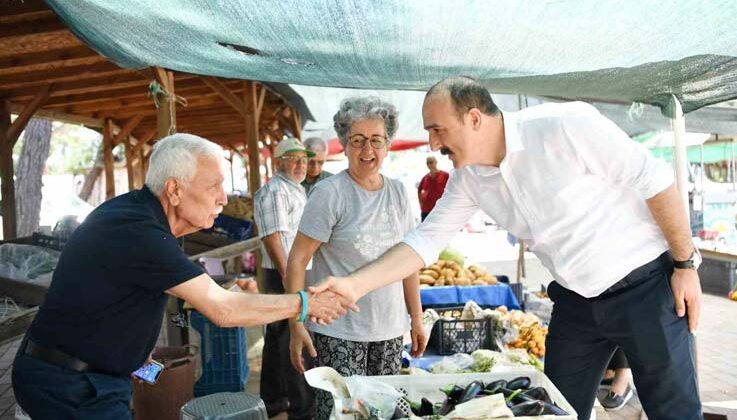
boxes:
[409,317,427,357]
[289,322,317,373]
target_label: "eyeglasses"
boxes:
[280,155,308,164]
[348,134,388,149]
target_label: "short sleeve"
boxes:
[254,190,290,238]
[124,221,204,291]
[299,181,339,243]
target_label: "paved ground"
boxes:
[1,230,735,419]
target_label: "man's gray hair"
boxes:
[303,137,328,154]
[145,133,223,195]
[333,96,398,147]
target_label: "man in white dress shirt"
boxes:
[313,77,703,420]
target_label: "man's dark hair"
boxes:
[426,76,500,120]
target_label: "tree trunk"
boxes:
[78,142,104,202]
[14,118,52,237]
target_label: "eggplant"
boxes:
[484,379,507,394]
[510,400,545,416]
[520,386,553,404]
[542,402,569,415]
[458,380,484,403]
[390,405,405,420]
[419,398,435,416]
[440,384,464,400]
[506,376,532,391]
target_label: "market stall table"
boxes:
[420,278,521,310]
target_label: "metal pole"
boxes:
[670,95,690,223]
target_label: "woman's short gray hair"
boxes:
[145,133,223,195]
[333,96,398,147]
[303,137,328,154]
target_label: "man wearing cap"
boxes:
[253,137,316,419]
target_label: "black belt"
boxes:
[598,251,673,298]
[22,337,94,373]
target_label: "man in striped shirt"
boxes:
[254,137,315,419]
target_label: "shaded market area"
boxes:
[1,0,737,419]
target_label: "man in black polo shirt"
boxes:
[12,133,353,420]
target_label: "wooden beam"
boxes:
[0,63,126,91]
[0,71,151,100]
[131,128,156,158]
[0,100,16,239]
[8,102,103,128]
[6,84,51,145]
[103,118,115,199]
[112,115,143,146]
[202,76,246,117]
[43,79,222,108]
[0,45,94,72]
[0,30,82,56]
[0,13,68,39]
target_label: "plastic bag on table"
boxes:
[0,244,59,283]
[304,367,401,420]
[429,353,475,374]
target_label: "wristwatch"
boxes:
[673,249,702,270]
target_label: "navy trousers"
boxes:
[544,252,702,420]
[12,350,132,420]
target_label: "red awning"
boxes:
[327,138,428,155]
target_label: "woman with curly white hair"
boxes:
[284,96,426,419]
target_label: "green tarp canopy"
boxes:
[46,1,737,116]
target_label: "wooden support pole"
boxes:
[6,84,52,145]
[130,128,156,164]
[137,146,146,189]
[112,115,143,147]
[124,136,135,191]
[154,67,176,140]
[0,101,16,239]
[244,82,261,196]
[202,76,246,117]
[103,118,115,200]
[291,106,302,140]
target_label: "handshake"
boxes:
[301,276,358,325]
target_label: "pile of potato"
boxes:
[504,310,547,358]
[419,260,498,286]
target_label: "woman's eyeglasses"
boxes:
[348,134,388,149]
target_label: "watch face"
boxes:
[693,249,702,269]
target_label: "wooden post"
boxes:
[154,67,176,139]
[103,119,115,200]
[124,136,135,191]
[0,101,16,239]
[137,146,146,188]
[244,82,261,197]
[0,86,52,239]
[291,106,302,140]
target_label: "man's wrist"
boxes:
[673,248,701,270]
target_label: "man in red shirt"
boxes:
[418,156,449,221]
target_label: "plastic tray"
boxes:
[375,368,576,419]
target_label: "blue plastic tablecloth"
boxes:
[420,283,520,309]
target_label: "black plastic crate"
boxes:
[427,307,495,355]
